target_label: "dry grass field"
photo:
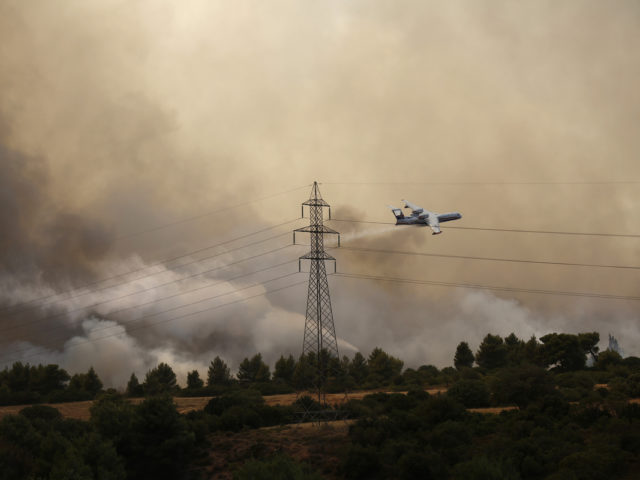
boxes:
[0,386,451,421]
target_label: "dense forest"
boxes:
[1,331,639,479]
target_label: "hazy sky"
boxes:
[1,0,639,387]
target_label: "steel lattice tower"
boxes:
[294,182,340,406]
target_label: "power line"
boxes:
[446,225,640,238]
[334,245,640,271]
[329,218,640,239]
[0,219,300,316]
[3,272,307,365]
[2,266,298,360]
[3,230,291,319]
[324,181,640,186]
[0,244,298,335]
[334,272,640,302]
[115,184,310,239]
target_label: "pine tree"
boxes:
[367,348,403,384]
[273,355,296,383]
[349,352,369,385]
[143,363,177,394]
[85,366,103,396]
[475,334,508,370]
[207,356,231,386]
[186,370,204,389]
[126,373,143,397]
[237,353,270,383]
[454,342,475,369]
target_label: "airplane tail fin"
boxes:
[389,206,405,222]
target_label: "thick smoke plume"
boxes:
[1,1,639,386]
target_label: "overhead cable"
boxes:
[334,245,640,270]
[3,272,306,364]
[116,184,310,239]
[329,218,640,239]
[0,245,297,335]
[334,272,640,302]
[323,181,640,186]
[0,219,300,316]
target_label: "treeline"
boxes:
[127,331,640,402]
[0,363,102,405]
[162,348,407,398]
[457,332,608,371]
[1,330,640,479]
[0,347,407,405]
[2,331,639,406]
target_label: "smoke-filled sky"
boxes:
[1,0,639,387]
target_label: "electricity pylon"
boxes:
[294,181,341,411]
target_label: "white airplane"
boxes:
[389,200,462,235]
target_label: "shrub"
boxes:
[204,389,264,416]
[452,455,519,480]
[234,454,324,480]
[343,444,382,479]
[447,379,490,408]
[491,365,554,407]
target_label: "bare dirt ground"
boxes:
[468,406,519,414]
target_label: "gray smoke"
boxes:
[1,1,639,387]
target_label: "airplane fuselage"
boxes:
[389,201,461,235]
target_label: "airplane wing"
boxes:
[437,212,462,223]
[402,199,423,214]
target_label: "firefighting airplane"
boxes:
[389,200,462,235]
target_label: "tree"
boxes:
[84,367,103,396]
[454,342,475,369]
[490,365,555,407]
[128,396,196,480]
[367,348,403,384]
[3,362,31,392]
[237,353,270,383]
[595,350,622,370]
[90,391,136,452]
[292,353,316,390]
[522,335,543,366]
[540,333,587,371]
[186,370,204,389]
[475,334,508,370]
[143,363,177,395]
[126,373,143,397]
[68,374,86,392]
[578,332,600,363]
[207,356,231,386]
[504,332,521,347]
[447,379,490,407]
[273,355,296,383]
[31,364,70,395]
[69,367,103,397]
[504,333,526,365]
[349,352,369,385]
